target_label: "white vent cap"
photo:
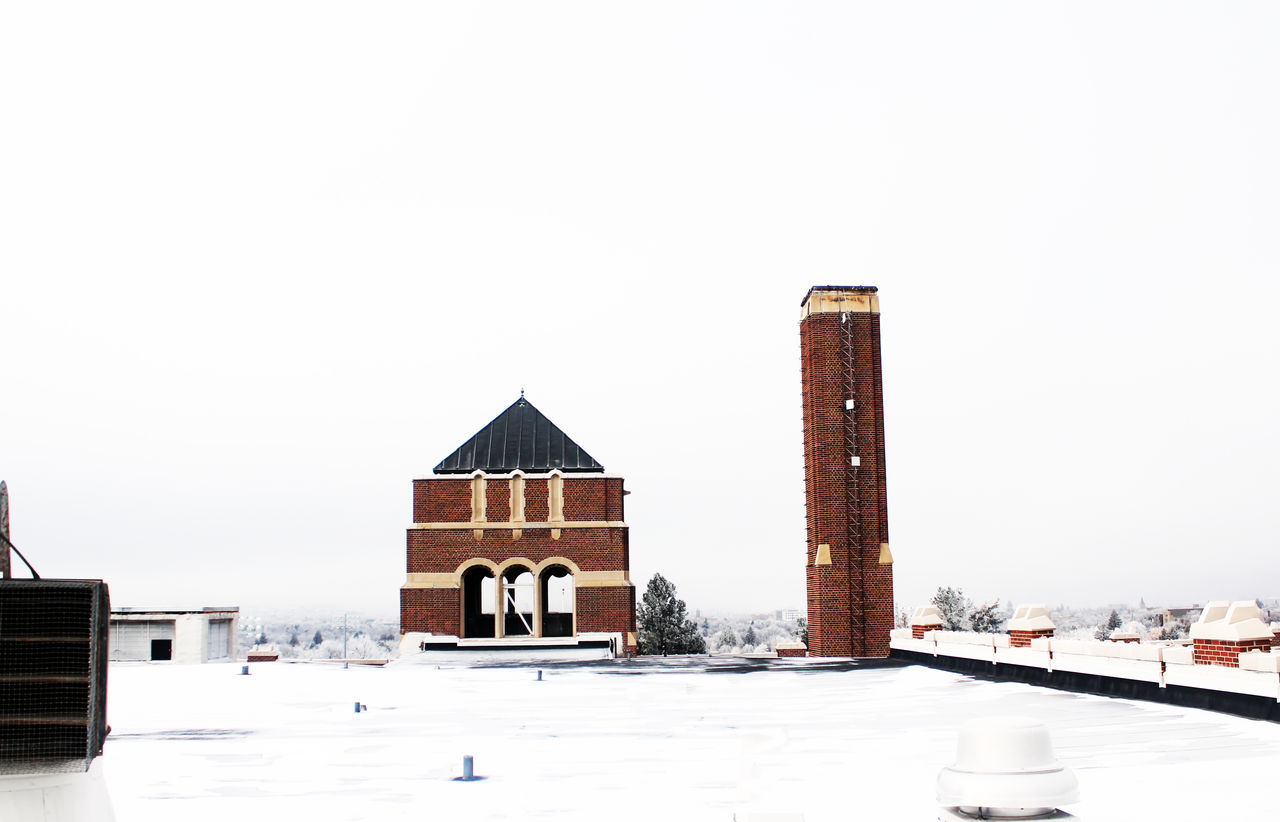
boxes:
[937,716,1079,818]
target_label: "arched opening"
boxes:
[539,565,575,637]
[461,565,496,638]
[501,566,535,637]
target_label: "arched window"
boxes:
[539,565,575,637]
[461,565,496,638]
[501,566,535,637]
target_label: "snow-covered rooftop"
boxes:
[103,657,1280,820]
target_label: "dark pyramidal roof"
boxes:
[434,397,604,474]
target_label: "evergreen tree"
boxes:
[288,633,299,647]
[701,618,710,634]
[256,630,268,646]
[931,587,973,631]
[1095,609,1123,640]
[743,625,758,646]
[636,573,707,655]
[968,601,1004,633]
[311,630,323,648]
[795,618,808,646]
[717,626,739,649]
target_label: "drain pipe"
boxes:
[936,716,1080,820]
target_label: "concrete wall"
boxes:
[890,629,1280,702]
[110,610,238,663]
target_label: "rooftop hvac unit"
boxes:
[0,580,110,775]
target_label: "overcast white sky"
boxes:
[3,3,1278,618]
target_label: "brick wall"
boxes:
[800,289,892,658]
[400,587,460,636]
[412,475,624,524]
[402,474,632,640]
[1193,637,1274,667]
[576,585,636,635]
[406,528,628,575]
[1009,629,1054,648]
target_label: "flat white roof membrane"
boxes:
[101,659,1280,821]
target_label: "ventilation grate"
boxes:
[0,579,110,774]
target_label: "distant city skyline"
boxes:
[4,3,1277,618]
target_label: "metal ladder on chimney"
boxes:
[842,312,866,655]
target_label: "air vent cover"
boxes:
[0,579,110,774]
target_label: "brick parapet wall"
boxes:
[775,646,807,658]
[406,527,628,575]
[413,476,623,524]
[800,304,892,658]
[1193,637,1273,667]
[1008,629,1054,647]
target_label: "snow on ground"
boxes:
[102,657,1280,821]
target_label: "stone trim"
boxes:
[402,560,627,590]
[414,472,625,481]
[402,573,460,589]
[409,521,627,531]
[574,571,632,588]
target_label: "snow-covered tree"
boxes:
[743,625,757,646]
[931,587,972,631]
[969,601,1004,633]
[1095,610,1122,640]
[637,573,706,655]
[311,630,323,648]
[716,626,739,650]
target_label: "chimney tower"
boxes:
[799,286,893,657]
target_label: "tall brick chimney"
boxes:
[799,286,893,657]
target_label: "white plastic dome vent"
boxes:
[936,716,1079,819]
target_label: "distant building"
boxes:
[400,396,637,655]
[1159,606,1203,629]
[109,607,239,663]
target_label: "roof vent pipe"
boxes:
[936,716,1080,820]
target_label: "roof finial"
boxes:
[520,387,525,399]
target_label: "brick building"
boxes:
[799,286,893,657]
[400,397,637,655]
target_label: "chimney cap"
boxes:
[800,285,878,306]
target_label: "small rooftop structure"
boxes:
[109,607,238,664]
[1190,600,1271,642]
[909,606,944,639]
[1007,604,1055,633]
[1189,600,1273,666]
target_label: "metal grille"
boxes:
[0,580,110,774]
[842,313,866,653]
